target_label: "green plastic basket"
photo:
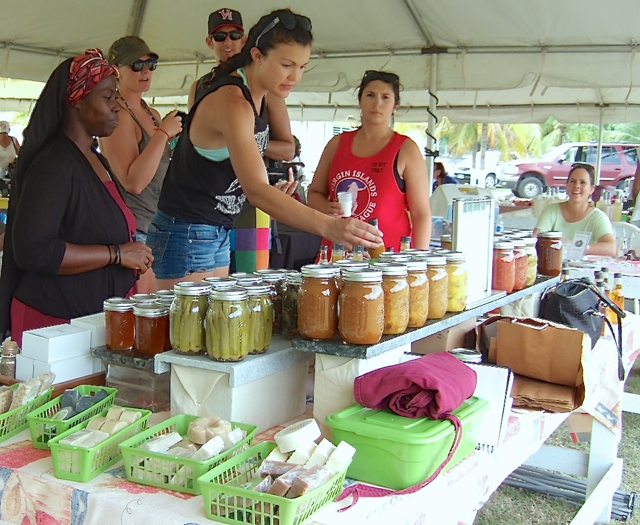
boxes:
[198,441,349,525]
[27,385,118,450]
[118,414,257,495]
[0,385,53,443]
[49,407,151,483]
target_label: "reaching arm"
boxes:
[586,233,616,256]
[307,135,344,217]
[264,94,295,161]
[399,139,432,249]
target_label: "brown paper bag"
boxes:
[511,375,585,412]
[495,318,588,387]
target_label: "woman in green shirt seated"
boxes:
[533,163,616,256]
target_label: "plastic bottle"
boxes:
[611,191,623,222]
[495,216,504,234]
[367,219,385,260]
[352,245,365,261]
[612,272,624,311]
[400,236,411,251]
[331,244,345,263]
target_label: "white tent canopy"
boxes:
[1,0,640,123]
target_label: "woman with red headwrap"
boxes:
[0,49,153,345]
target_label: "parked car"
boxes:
[503,142,640,199]
[453,165,498,188]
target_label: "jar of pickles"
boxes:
[203,276,237,289]
[512,240,528,291]
[170,282,210,354]
[426,256,448,319]
[134,302,170,356]
[536,231,563,277]
[405,258,429,327]
[339,269,384,344]
[523,237,538,286]
[493,242,515,293]
[373,262,409,334]
[283,272,302,339]
[241,284,273,354]
[206,287,250,361]
[104,298,135,352]
[445,252,467,312]
[298,264,340,339]
[152,289,175,306]
[256,271,286,335]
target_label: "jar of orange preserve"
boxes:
[339,268,384,345]
[104,298,135,352]
[298,264,340,339]
[493,242,515,293]
[372,262,410,335]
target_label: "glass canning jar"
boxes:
[202,276,237,289]
[372,262,410,334]
[255,271,286,335]
[512,240,528,291]
[170,282,211,354]
[405,258,429,328]
[103,298,135,352]
[339,268,384,345]
[206,287,250,362]
[335,260,368,289]
[283,272,302,339]
[426,256,448,319]
[536,231,563,277]
[130,293,157,304]
[240,283,273,354]
[134,302,170,357]
[440,234,452,250]
[523,237,538,286]
[298,264,340,339]
[445,252,467,312]
[493,242,515,293]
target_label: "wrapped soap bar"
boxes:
[187,416,232,444]
[9,379,40,410]
[287,441,317,465]
[59,428,109,448]
[166,444,197,458]
[106,406,125,420]
[60,389,80,409]
[221,427,244,451]
[266,466,304,496]
[286,465,333,499]
[36,373,55,395]
[75,395,97,413]
[265,446,289,463]
[304,439,336,470]
[119,409,142,424]
[0,386,13,414]
[191,436,224,461]
[325,441,356,474]
[86,417,108,431]
[260,460,296,478]
[253,475,273,493]
[139,431,182,452]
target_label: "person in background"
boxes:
[0,121,20,178]
[307,70,431,252]
[533,162,615,256]
[147,9,382,289]
[432,161,459,191]
[0,49,152,344]
[100,36,182,293]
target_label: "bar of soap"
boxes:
[287,441,317,465]
[139,432,182,452]
[286,466,333,499]
[119,409,142,424]
[86,417,108,431]
[222,428,244,451]
[304,439,336,470]
[60,389,80,409]
[191,436,224,461]
[187,416,232,445]
[92,389,110,404]
[75,395,97,413]
[106,406,125,420]
[253,475,273,493]
[260,460,295,478]
[266,466,304,496]
[325,441,356,474]
[59,428,109,448]
[101,419,128,436]
[35,372,55,395]
[9,379,39,410]
[166,445,196,458]
[0,387,13,414]
[265,446,289,463]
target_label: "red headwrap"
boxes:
[65,48,118,107]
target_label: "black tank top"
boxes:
[158,73,269,228]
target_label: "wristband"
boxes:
[155,127,170,140]
[107,244,114,265]
[115,244,121,266]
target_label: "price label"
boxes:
[566,231,591,261]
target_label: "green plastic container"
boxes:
[0,385,53,443]
[326,396,489,490]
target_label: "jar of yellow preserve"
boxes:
[445,252,467,312]
[372,262,409,334]
[426,256,448,319]
[405,258,429,327]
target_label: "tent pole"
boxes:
[595,106,604,185]
[427,54,438,196]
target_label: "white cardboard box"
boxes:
[33,354,94,384]
[71,313,106,348]
[93,358,106,374]
[15,354,34,381]
[22,324,91,362]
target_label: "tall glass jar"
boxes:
[134,302,170,357]
[255,271,286,335]
[536,231,563,277]
[0,340,18,378]
[372,262,409,334]
[103,298,135,352]
[203,276,237,289]
[512,240,528,291]
[445,252,467,312]
[240,283,273,354]
[298,264,340,339]
[170,282,211,354]
[283,272,302,339]
[339,269,384,344]
[523,237,538,286]
[493,242,516,293]
[405,258,429,327]
[152,289,175,304]
[426,256,448,319]
[206,287,250,362]
[130,293,157,304]
[335,260,368,289]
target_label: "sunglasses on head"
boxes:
[571,162,595,176]
[254,13,312,48]
[129,57,158,72]
[363,70,400,85]
[210,30,244,42]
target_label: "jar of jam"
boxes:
[440,234,452,250]
[206,287,250,361]
[445,252,467,312]
[103,298,135,352]
[405,258,429,327]
[240,284,273,354]
[134,302,170,357]
[339,268,384,344]
[512,240,528,291]
[536,231,563,277]
[170,282,211,354]
[298,264,340,339]
[493,242,516,293]
[523,237,538,286]
[255,271,286,335]
[283,272,302,339]
[426,256,448,319]
[372,262,409,334]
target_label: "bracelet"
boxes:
[115,244,121,266]
[107,244,114,265]
[155,127,170,140]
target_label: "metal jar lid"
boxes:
[405,258,427,271]
[523,237,537,247]
[440,234,452,242]
[209,286,249,301]
[335,260,368,271]
[152,290,174,299]
[234,276,263,286]
[133,302,169,318]
[425,255,447,266]
[254,269,287,277]
[103,297,135,312]
[173,282,211,296]
[493,242,515,250]
[285,272,302,285]
[130,293,157,304]
[448,348,482,363]
[372,262,408,276]
[203,276,237,286]
[230,272,258,279]
[239,283,272,296]
[301,264,340,278]
[537,231,562,239]
[258,272,286,283]
[445,251,466,263]
[342,268,383,283]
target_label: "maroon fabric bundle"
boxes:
[354,352,477,419]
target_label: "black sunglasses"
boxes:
[363,70,400,85]
[254,13,312,48]
[210,30,244,42]
[571,162,595,176]
[129,58,158,72]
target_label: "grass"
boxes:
[475,370,640,524]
